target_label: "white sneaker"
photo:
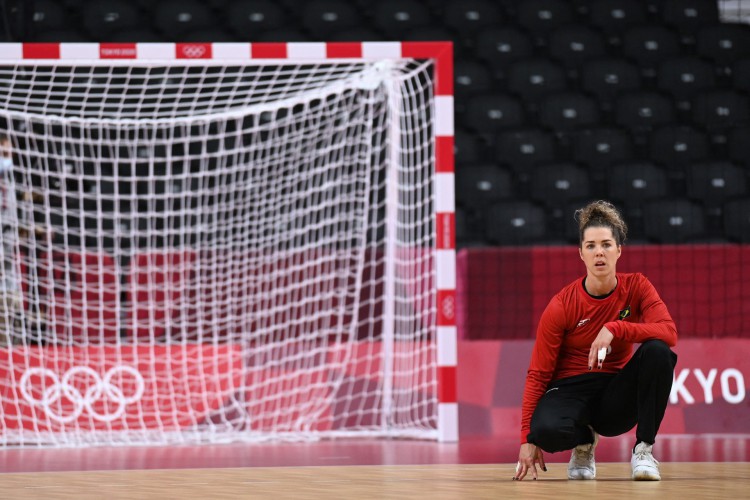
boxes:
[631,442,661,481]
[568,430,598,480]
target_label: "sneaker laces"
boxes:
[634,445,659,466]
[572,443,594,467]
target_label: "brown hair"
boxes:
[575,200,628,246]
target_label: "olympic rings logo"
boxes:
[19,366,145,424]
[180,45,207,58]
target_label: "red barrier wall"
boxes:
[457,245,750,340]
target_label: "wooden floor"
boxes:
[1,436,748,499]
[0,462,748,499]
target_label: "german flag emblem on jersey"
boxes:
[618,306,631,320]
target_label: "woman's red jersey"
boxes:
[520,272,677,443]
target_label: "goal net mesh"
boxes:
[0,57,438,446]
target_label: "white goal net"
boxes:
[0,43,455,447]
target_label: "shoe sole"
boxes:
[632,471,661,481]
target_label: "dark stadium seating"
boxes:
[486,201,547,245]
[494,128,557,176]
[538,91,601,132]
[581,57,642,107]
[6,0,750,249]
[649,125,710,170]
[507,58,567,101]
[587,0,647,37]
[642,199,706,243]
[475,27,534,76]
[656,56,717,103]
[373,0,432,39]
[456,164,513,211]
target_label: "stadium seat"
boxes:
[455,206,486,246]
[372,0,432,39]
[661,0,719,34]
[686,161,747,208]
[258,28,309,42]
[538,92,601,132]
[463,94,526,133]
[622,25,681,70]
[724,198,750,243]
[475,27,534,75]
[153,0,215,38]
[642,199,706,243]
[529,163,591,208]
[82,0,141,39]
[30,0,69,34]
[516,0,575,35]
[456,164,514,211]
[691,90,750,132]
[614,91,676,133]
[696,23,750,67]
[403,25,455,45]
[607,162,669,206]
[486,201,547,245]
[732,58,750,92]
[454,129,484,165]
[302,0,362,39]
[225,0,286,38]
[442,0,503,40]
[587,0,647,37]
[649,124,710,170]
[728,127,750,165]
[548,24,607,69]
[507,58,567,102]
[182,29,235,42]
[572,127,635,174]
[109,28,163,42]
[581,57,642,106]
[656,56,717,104]
[454,60,493,98]
[32,29,91,42]
[495,128,558,175]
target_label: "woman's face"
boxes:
[579,226,621,278]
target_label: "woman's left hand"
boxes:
[588,326,614,370]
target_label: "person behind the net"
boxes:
[512,200,677,482]
[0,132,48,346]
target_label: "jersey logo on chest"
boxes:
[618,305,631,320]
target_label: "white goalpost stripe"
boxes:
[362,42,402,59]
[435,96,454,136]
[0,43,22,59]
[437,326,458,366]
[212,43,251,60]
[287,43,327,59]
[136,43,177,59]
[438,403,459,442]
[59,43,100,59]
[436,250,457,290]
[435,173,455,213]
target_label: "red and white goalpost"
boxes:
[0,42,457,447]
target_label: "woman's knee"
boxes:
[529,416,577,453]
[639,339,677,367]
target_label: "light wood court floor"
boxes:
[0,462,747,499]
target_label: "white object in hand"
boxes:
[597,347,608,362]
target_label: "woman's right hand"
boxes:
[514,442,547,480]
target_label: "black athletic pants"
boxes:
[526,340,678,453]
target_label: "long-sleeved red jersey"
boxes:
[520,272,677,443]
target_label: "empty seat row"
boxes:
[458,197,750,245]
[457,161,749,213]
[459,55,750,102]
[459,90,750,133]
